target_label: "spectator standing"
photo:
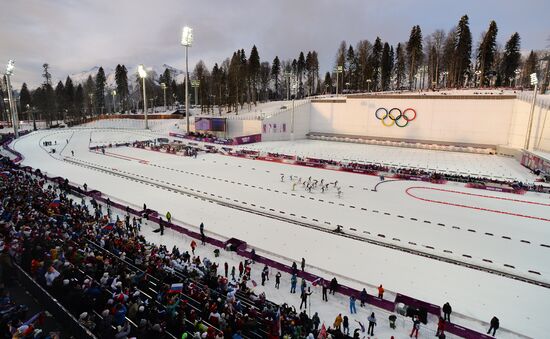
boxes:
[367,312,376,336]
[442,302,452,322]
[487,316,499,336]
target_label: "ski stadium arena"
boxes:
[3,90,550,339]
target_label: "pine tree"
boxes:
[370,37,383,91]
[65,76,75,116]
[311,51,320,94]
[95,67,106,115]
[75,84,84,117]
[453,15,472,87]
[406,25,424,89]
[356,40,371,91]
[346,46,356,91]
[501,32,521,84]
[19,83,31,117]
[248,45,261,104]
[522,50,537,88]
[55,81,66,120]
[381,43,394,91]
[84,75,95,114]
[115,65,129,111]
[477,20,498,86]
[271,56,281,99]
[395,43,406,89]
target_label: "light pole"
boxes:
[524,73,539,150]
[161,83,167,112]
[514,68,521,88]
[366,79,372,92]
[138,64,148,129]
[111,90,117,113]
[335,65,343,97]
[474,70,481,88]
[181,26,193,134]
[5,60,19,138]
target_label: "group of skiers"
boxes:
[281,174,344,197]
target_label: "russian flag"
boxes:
[0,171,11,180]
[49,199,61,209]
[312,277,322,287]
[169,283,183,294]
[102,223,115,233]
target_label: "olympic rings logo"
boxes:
[375,107,417,127]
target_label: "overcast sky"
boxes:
[1,0,548,88]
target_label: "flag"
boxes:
[169,283,183,294]
[49,199,61,208]
[312,277,322,287]
[318,323,327,339]
[101,223,115,233]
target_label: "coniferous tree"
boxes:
[381,43,394,91]
[19,83,31,118]
[442,28,458,87]
[74,84,84,117]
[346,46,357,91]
[248,45,261,104]
[501,32,521,84]
[395,43,406,90]
[323,72,333,94]
[95,67,106,114]
[477,21,498,86]
[406,25,424,89]
[65,76,75,116]
[84,75,95,114]
[54,81,66,121]
[453,15,472,87]
[522,50,537,88]
[356,40,371,91]
[271,56,281,99]
[259,61,270,102]
[370,37,383,91]
[115,65,129,111]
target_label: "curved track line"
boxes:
[406,186,550,222]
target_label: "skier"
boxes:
[281,174,284,182]
[337,188,342,198]
[292,182,297,191]
[367,312,377,336]
[275,272,281,289]
[487,316,499,336]
[333,180,338,188]
[71,150,74,156]
[442,302,452,322]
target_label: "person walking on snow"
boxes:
[377,284,384,299]
[290,274,297,293]
[442,302,452,322]
[199,222,205,244]
[410,315,420,338]
[367,312,376,336]
[275,272,281,289]
[190,240,197,255]
[299,287,312,309]
[333,314,343,331]
[349,295,357,314]
[343,315,350,335]
[301,258,306,271]
[360,288,368,307]
[487,316,499,336]
[166,211,171,223]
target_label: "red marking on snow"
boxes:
[405,186,550,222]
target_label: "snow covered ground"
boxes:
[11,128,550,338]
[236,139,539,183]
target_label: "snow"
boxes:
[11,127,550,338]
[236,139,539,183]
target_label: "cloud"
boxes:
[1,0,548,88]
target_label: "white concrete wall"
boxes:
[508,96,550,152]
[310,97,516,145]
[226,119,262,138]
[261,102,311,141]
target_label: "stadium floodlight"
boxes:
[181,26,193,47]
[5,60,18,138]
[160,83,167,111]
[181,26,193,133]
[138,64,149,129]
[525,73,539,150]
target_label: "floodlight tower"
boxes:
[181,26,193,134]
[5,60,18,138]
[160,83,167,112]
[138,64,148,129]
[524,73,538,150]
